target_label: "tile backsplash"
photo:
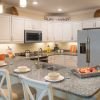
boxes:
[0,42,77,53]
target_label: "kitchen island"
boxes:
[2,56,100,100]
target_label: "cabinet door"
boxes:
[41,21,48,41]
[95,19,100,27]
[0,15,11,42]
[48,56,55,64]
[54,55,65,66]
[54,21,63,41]
[32,20,41,30]
[82,20,95,28]
[64,55,77,67]
[48,55,65,66]
[47,21,54,41]
[12,16,24,42]
[72,21,82,41]
[25,19,33,30]
[62,22,72,41]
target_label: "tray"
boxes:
[71,66,100,78]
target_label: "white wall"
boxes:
[4,3,100,20]
[69,8,98,21]
[4,4,45,20]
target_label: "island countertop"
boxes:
[2,56,100,98]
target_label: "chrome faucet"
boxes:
[35,48,43,69]
[37,48,43,64]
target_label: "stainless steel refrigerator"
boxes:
[78,29,100,67]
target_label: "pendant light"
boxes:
[20,0,27,8]
[0,0,3,14]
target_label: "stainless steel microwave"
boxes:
[24,30,42,43]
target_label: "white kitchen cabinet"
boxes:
[95,18,100,27]
[54,55,65,66]
[48,55,77,67]
[32,20,41,30]
[12,16,24,43]
[62,22,72,42]
[64,55,77,67]
[53,21,63,41]
[72,21,82,41]
[48,55,55,64]
[41,21,48,41]
[82,20,95,29]
[25,19,42,30]
[24,18,33,30]
[48,55,65,66]
[47,21,54,41]
[0,15,11,42]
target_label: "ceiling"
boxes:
[3,0,100,14]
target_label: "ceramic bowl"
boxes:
[48,72,60,80]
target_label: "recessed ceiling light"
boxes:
[20,0,27,8]
[33,1,38,5]
[57,8,62,12]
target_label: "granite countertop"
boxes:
[47,52,77,56]
[16,51,77,57]
[2,56,100,98]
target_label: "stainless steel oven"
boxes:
[24,30,42,43]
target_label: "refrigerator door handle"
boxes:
[86,37,90,65]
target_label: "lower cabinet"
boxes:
[64,55,77,67]
[48,55,77,67]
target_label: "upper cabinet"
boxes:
[95,18,100,27]
[12,16,24,43]
[0,15,11,42]
[2,15,100,43]
[62,22,72,42]
[47,21,54,41]
[25,19,41,30]
[41,21,48,41]
[82,20,95,29]
[32,20,41,30]
[72,21,82,41]
[25,19,33,30]
[54,21,63,41]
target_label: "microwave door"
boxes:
[24,31,42,43]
